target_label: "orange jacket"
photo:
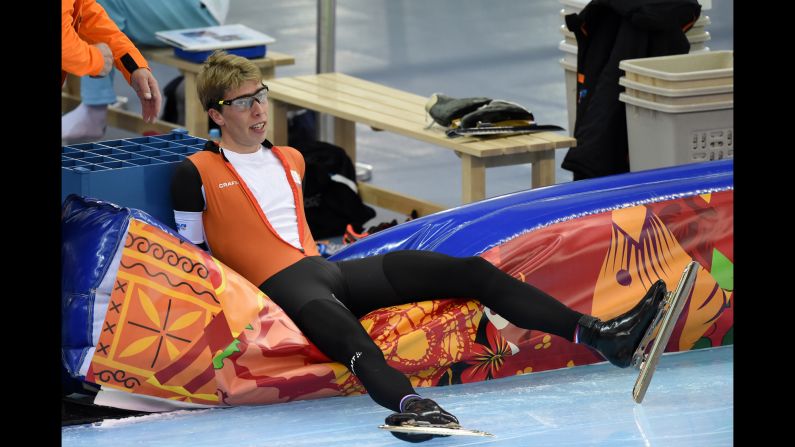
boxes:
[62,0,149,85]
[188,147,320,287]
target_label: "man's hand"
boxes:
[130,68,162,123]
[95,43,113,77]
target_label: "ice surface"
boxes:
[63,346,733,446]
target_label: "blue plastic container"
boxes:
[61,129,206,228]
[173,45,266,63]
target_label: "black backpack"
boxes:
[287,111,375,238]
[297,140,375,238]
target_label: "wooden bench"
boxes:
[62,48,296,139]
[266,73,576,216]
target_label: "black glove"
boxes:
[459,100,534,129]
[425,94,492,127]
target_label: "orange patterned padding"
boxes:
[87,191,733,406]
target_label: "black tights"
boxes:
[259,251,583,412]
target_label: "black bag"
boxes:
[296,140,375,238]
[562,0,700,180]
[161,75,184,124]
[161,75,221,133]
[287,109,318,147]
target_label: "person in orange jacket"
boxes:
[62,0,161,132]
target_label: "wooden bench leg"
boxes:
[64,74,81,97]
[531,150,556,188]
[333,117,356,165]
[260,67,275,80]
[460,153,486,203]
[61,74,82,115]
[267,99,289,145]
[183,73,209,139]
[358,183,446,217]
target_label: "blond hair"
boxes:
[197,50,262,111]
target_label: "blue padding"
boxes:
[330,160,733,261]
[61,194,190,377]
[62,196,131,355]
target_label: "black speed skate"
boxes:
[384,397,459,443]
[632,262,699,402]
[576,280,668,368]
[576,262,699,403]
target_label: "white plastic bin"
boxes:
[619,50,733,89]
[558,40,577,66]
[619,93,733,171]
[560,0,589,15]
[687,31,711,43]
[685,31,711,48]
[687,15,711,36]
[559,24,576,45]
[619,76,733,106]
[690,46,710,54]
[559,58,577,135]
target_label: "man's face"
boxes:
[214,79,269,151]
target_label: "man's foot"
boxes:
[576,280,668,368]
[62,103,108,144]
[385,397,459,442]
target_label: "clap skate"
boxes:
[379,423,494,439]
[381,397,493,441]
[631,261,699,403]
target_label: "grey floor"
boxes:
[102,0,733,223]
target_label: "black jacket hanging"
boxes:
[562,0,701,180]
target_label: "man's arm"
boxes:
[61,0,110,77]
[171,159,209,251]
[62,0,161,121]
[72,0,150,83]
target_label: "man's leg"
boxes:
[339,250,666,368]
[296,299,459,444]
[338,251,582,337]
[260,257,460,440]
[62,74,117,143]
[259,257,439,415]
[294,298,416,412]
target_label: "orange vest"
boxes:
[188,147,320,286]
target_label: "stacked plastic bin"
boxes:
[617,50,733,171]
[558,0,713,135]
[61,129,206,228]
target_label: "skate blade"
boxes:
[631,295,670,368]
[379,424,495,437]
[631,262,700,369]
[632,261,699,403]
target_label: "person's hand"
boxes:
[95,43,113,77]
[130,68,162,123]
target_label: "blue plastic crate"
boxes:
[173,45,266,63]
[61,129,206,228]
